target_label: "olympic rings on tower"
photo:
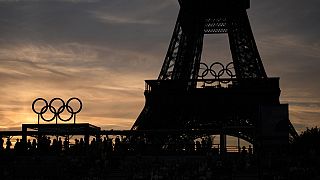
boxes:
[32,97,82,123]
[198,62,236,80]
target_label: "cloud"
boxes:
[256,34,320,102]
[89,0,177,25]
[0,42,151,129]
[251,0,320,41]
[91,11,159,25]
[0,42,161,74]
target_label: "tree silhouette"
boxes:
[292,127,320,155]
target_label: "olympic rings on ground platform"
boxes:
[32,97,82,123]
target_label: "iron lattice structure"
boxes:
[132,0,297,145]
[158,0,266,81]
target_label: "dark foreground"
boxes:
[0,132,319,180]
[0,150,317,180]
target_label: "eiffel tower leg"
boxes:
[171,12,204,82]
[158,10,184,80]
[228,11,267,79]
[158,10,204,82]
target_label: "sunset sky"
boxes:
[0,0,319,133]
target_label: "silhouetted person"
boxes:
[103,137,108,150]
[6,138,11,151]
[27,139,32,151]
[31,139,37,151]
[201,138,206,151]
[0,137,4,151]
[80,138,84,149]
[46,137,51,151]
[14,139,22,154]
[74,138,80,153]
[248,145,253,155]
[38,136,46,152]
[241,146,247,155]
[107,138,113,154]
[97,137,102,143]
[114,136,121,152]
[57,137,62,152]
[51,139,58,152]
[37,137,43,151]
[63,138,69,151]
[91,138,96,147]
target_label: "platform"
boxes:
[19,123,101,144]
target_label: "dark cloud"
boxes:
[0,0,177,54]
[251,0,320,41]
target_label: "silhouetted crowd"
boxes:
[0,135,252,155]
[0,135,257,179]
[1,127,319,180]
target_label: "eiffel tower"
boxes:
[132,0,297,153]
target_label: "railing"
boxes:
[145,78,280,92]
[196,78,236,88]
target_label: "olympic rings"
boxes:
[198,61,236,80]
[32,97,82,123]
